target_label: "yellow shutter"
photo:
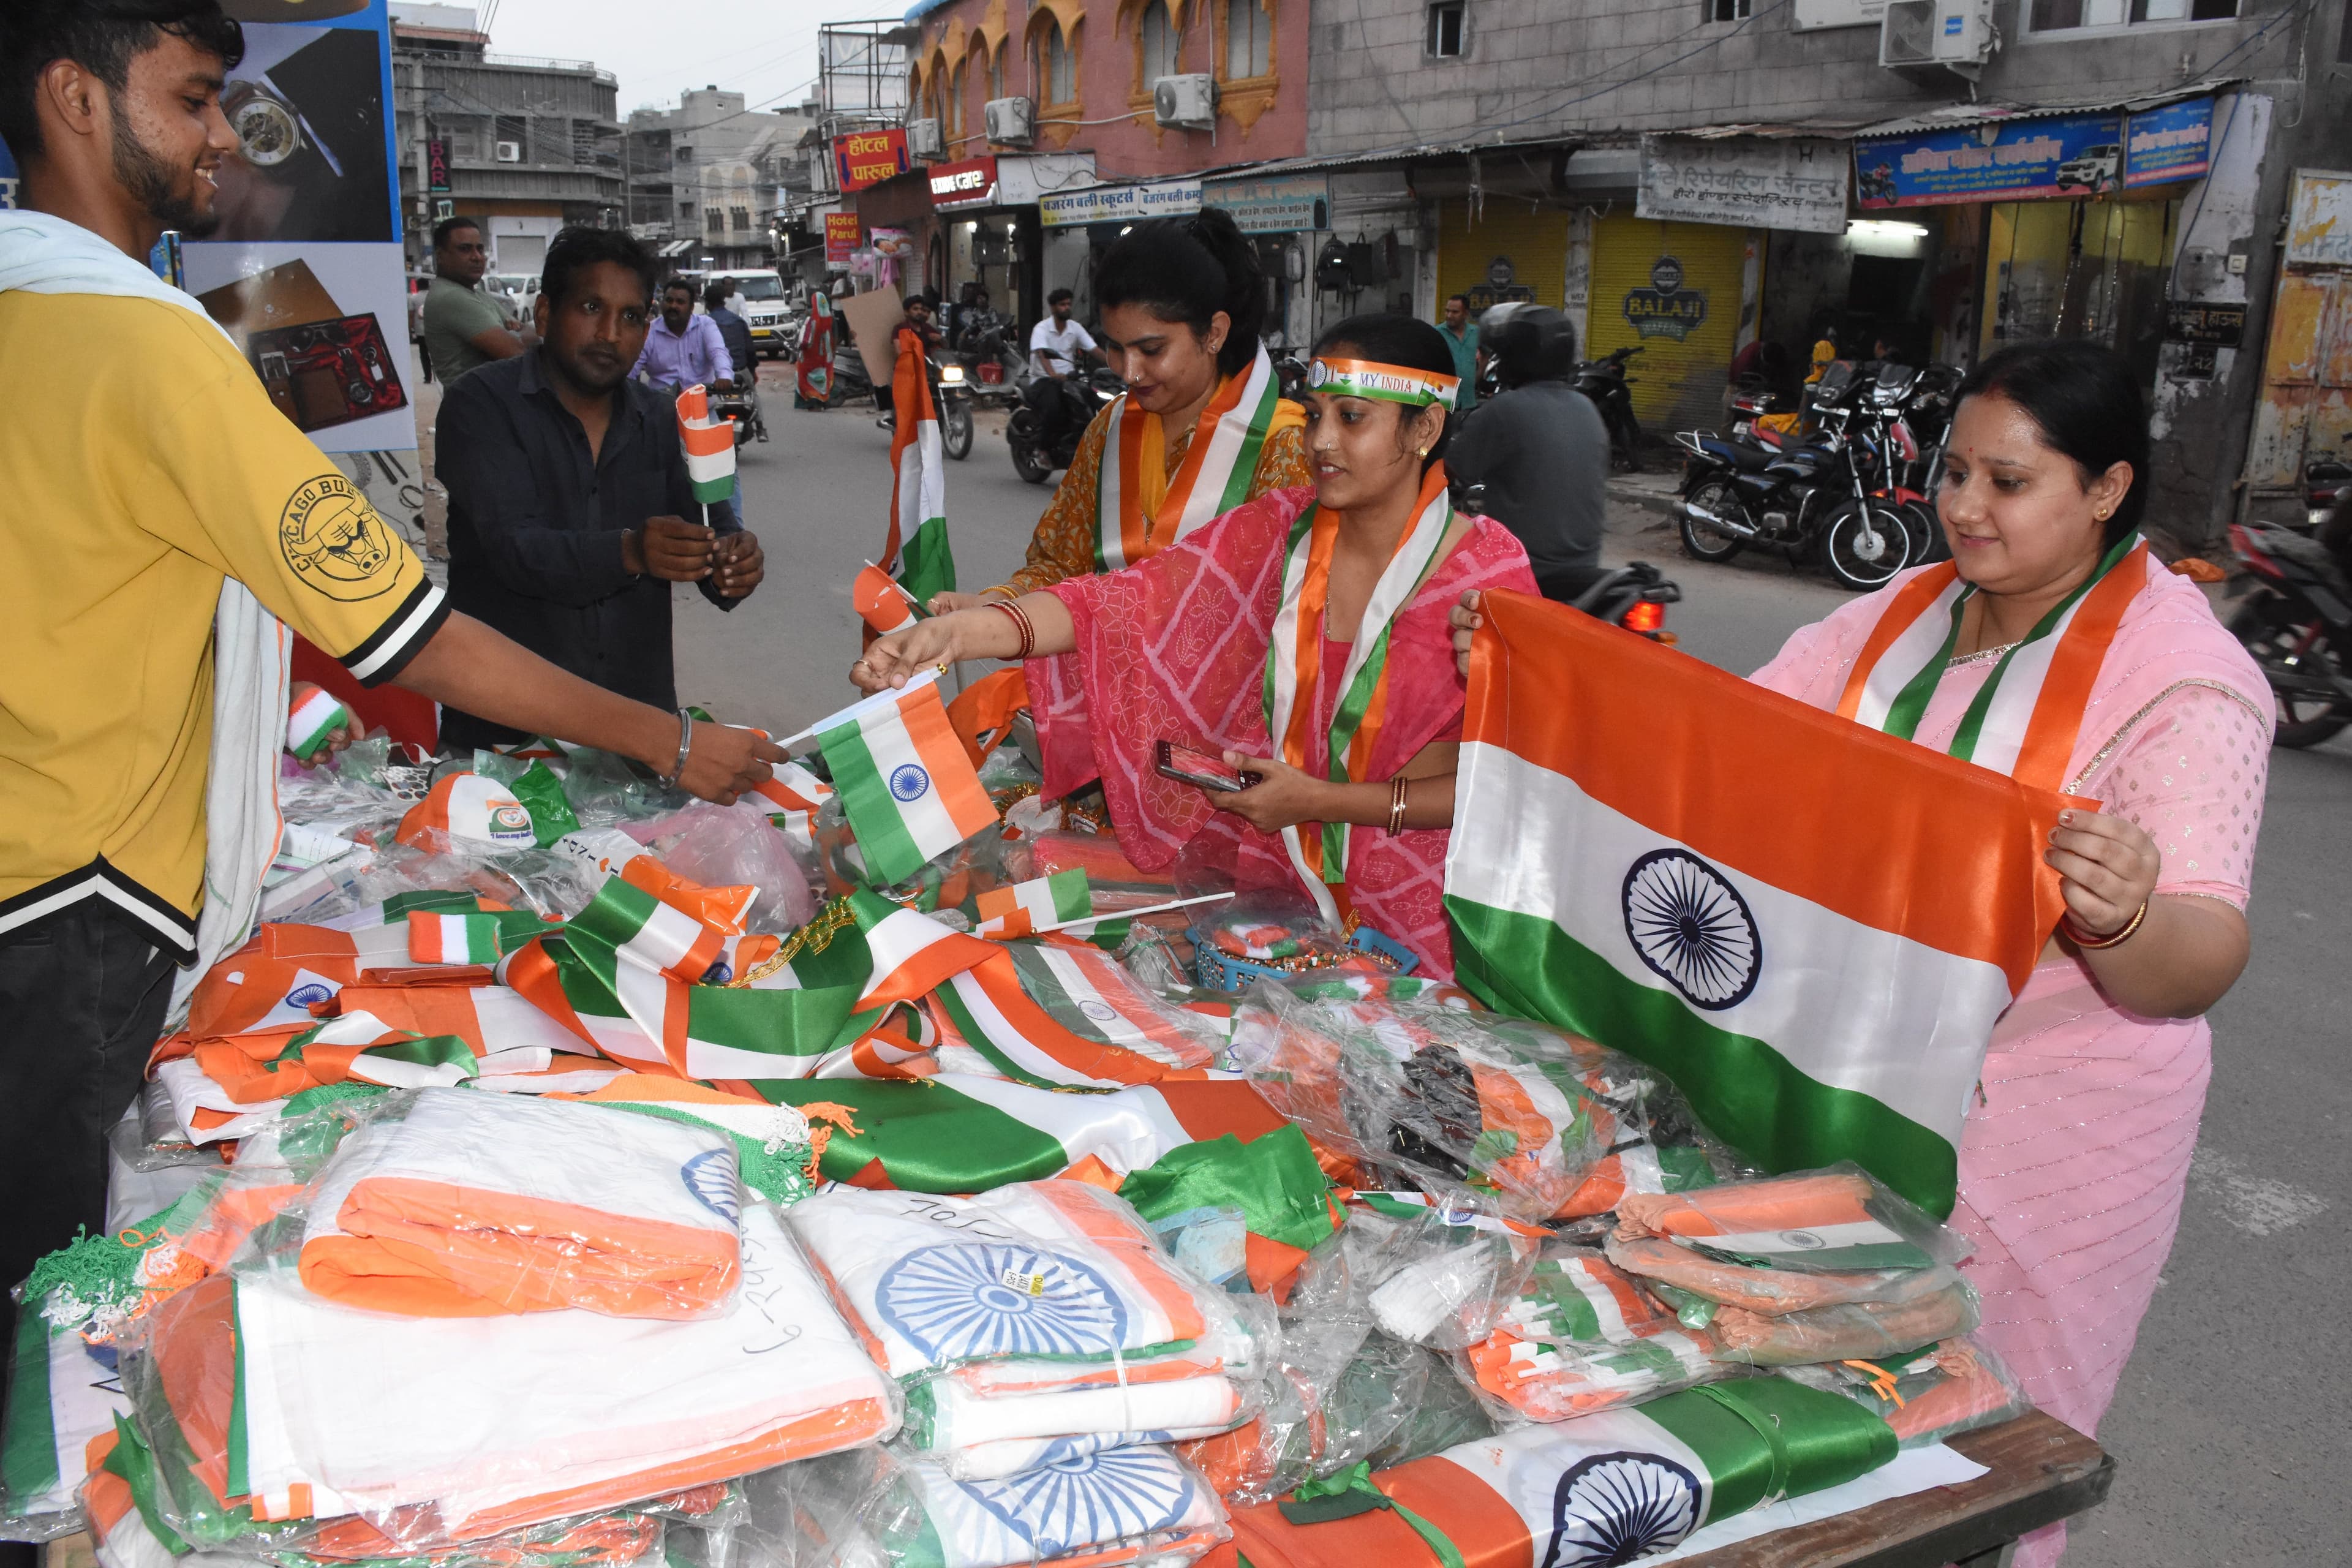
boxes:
[1435,198,1570,316]
[1585,213,1749,431]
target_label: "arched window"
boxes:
[991,39,1007,99]
[1140,1,1180,82]
[1035,18,1077,105]
[948,60,966,137]
[1224,0,1269,78]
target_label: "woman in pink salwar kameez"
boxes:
[854,315,1536,976]
[1461,340,2268,1566]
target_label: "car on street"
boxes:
[704,269,792,358]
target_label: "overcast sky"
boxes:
[480,0,909,116]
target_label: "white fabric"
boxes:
[1648,1444,1988,1562]
[911,1373,1243,1455]
[785,1182,1208,1380]
[895,1444,1226,1568]
[935,1425,1234,1482]
[1027,316,1097,375]
[235,1202,899,1527]
[0,209,288,1011]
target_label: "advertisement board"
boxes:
[834,129,911,194]
[1039,178,1203,228]
[1855,113,2125,209]
[824,212,864,264]
[1638,136,1849,235]
[929,157,999,208]
[1203,174,1331,234]
[2124,97,2214,187]
[2285,169,2352,268]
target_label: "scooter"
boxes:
[710,381,766,447]
[2228,514,2352,747]
[1007,367,1125,484]
[1574,345,1646,473]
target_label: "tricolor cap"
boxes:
[285,682,350,763]
[396,772,537,850]
[1304,356,1460,409]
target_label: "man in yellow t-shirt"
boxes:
[0,0,786,1355]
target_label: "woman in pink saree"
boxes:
[855,315,1536,975]
[1462,340,2269,1566]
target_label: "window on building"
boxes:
[949,60,967,135]
[2029,0,2235,28]
[1705,0,1751,20]
[1140,0,1181,83]
[731,206,751,232]
[679,201,693,219]
[706,206,722,232]
[1427,1,1465,55]
[1036,18,1077,104]
[2342,0,2352,59]
[1226,0,1271,77]
[992,40,1008,98]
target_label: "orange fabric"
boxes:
[1607,1235,1926,1315]
[1151,1079,1289,1144]
[619,858,754,937]
[1469,589,2071,982]
[2010,543,2152,792]
[945,667,1030,767]
[1615,1170,1877,1241]
[1029,1180,1206,1342]
[1834,567,1959,722]
[1206,1455,1534,1568]
[298,1175,739,1319]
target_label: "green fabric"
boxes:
[1281,1462,1465,1568]
[0,1300,55,1501]
[747,1078,1069,1190]
[1445,897,1958,1218]
[1640,1376,1898,1520]
[1118,1126,1336,1255]
[508,761,580,847]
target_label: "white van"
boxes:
[703,270,791,358]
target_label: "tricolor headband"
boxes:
[1305,357,1460,410]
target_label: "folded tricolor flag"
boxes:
[405,909,503,965]
[1445,590,2071,1217]
[285,682,350,763]
[856,562,924,636]
[814,676,998,888]
[884,330,956,606]
[972,869,1090,938]
[676,384,735,507]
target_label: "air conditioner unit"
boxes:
[1152,74,1217,130]
[494,140,522,162]
[907,116,944,161]
[983,96,1035,146]
[1880,0,1991,74]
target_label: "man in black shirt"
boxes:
[436,228,765,750]
[1446,306,1608,598]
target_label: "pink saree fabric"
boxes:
[1028,483,1535,978]
[1753,556,2271,1566]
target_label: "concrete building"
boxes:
[624,89,815,271]
[1295,0,2352,549]
[388,2,624,274]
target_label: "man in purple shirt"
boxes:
[631,276,734,392]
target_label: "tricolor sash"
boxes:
[1094,343,1297,571]
[1264,464,1456,923]
[1836,533,2150,790]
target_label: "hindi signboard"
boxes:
[2125,97,2214,187]
[834,128,910,194]
[1203,173,1330,233]
[1638,137,1850,235]
[824,212,862,265]
[1039,178,1202,228]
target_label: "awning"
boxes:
[658,239,693,258]
[1855,78,2236,140]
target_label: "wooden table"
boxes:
[1677,1412,2113,1567]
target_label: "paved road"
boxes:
[690,369,2346,1566]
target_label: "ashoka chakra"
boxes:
[1621,849,1761,1011]
[875,1243,1128,1363]
[1540,1452,1702,1568]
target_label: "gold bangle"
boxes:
[2064,897,2149,951]
[1387,775,1409,835]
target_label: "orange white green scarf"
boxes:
[1263,465,1456,922]
[1836,533,2150,792]
[1094,343,1298,571]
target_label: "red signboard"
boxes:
[824,212,862,265]
[425,138,450,194]
[834,128,911,194]
[928,156,999,208]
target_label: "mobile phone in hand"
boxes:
[1156,739,1261,793]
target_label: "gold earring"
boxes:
[1416,446,1431,458]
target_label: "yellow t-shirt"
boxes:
[0,291,447,958]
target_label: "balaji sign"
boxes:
[1623,257,1708,341]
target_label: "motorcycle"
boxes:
[710,380,766,448]
[2304,456,2350,530]
[2228,514,2352,747]
[952,312,1027,412]
[1008,366,1125,484]
[1573,345,1646,473]
[1457,482,1681,639]
[932,354,974,461]
[1670,385,1913,590]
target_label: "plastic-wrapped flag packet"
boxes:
[1458,1243,1732,1423]
[1780,1336,2030,1448]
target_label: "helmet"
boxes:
[1481,304,1577,390]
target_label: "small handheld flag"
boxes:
[676,385,736,507]
[885,330,956,604]
[286,682,350,763]
[854,562,924,636]
[972,869,1092,938]
[816,679,999,888]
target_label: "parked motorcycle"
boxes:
[2304,456,2350,530]
[1008,367,1125,484]
[2228,513,2352,747]
[1671,392,1912,590]
[1574,345,1646,472]
[1457,481,1681,639]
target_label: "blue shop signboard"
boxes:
[1855,97,2212,209]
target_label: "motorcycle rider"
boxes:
[1023,286,1101,453]
[1446,305,1608,598]
[702,278,763,444]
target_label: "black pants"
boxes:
[0,903,173,1361]
[1024,374,1068,449]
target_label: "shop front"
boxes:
[928,156,1041,330]
[1204,172,1332,354]
[1583,212,1757,434]
[1036,176,1204,325]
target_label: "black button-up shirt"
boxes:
[435,350,740,752]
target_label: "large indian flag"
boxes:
[1444,591,2071,1216]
